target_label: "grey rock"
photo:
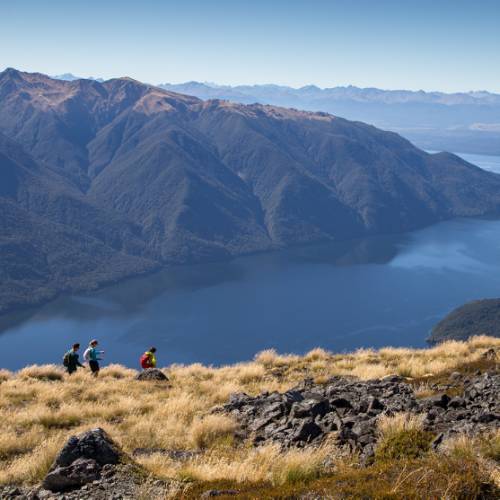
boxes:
[222,371,500,459]
[329,397,352,409]
[448,396,465,408]
[201,490,239,498]
[135,369,168,381]
[52,428,121,469]
[426,394,451,409]
[42,458,101,492]
[291,420,322,443]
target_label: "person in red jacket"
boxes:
[140,347,157,370]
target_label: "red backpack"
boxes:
[140,352,152,369]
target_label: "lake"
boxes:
[1,154,500,370]
[432,151,500,174]
[456,152,500,173]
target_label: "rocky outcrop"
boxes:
[0,428,169,499]
[424,372,500,447]
[42,428,122,492]
[222,372,500,463]
[135,368,168,381]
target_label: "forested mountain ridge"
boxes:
[2,68,500,313]
[159,81,500,155]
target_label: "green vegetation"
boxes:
[430,298,500,343]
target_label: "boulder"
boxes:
[43,428,122,492]
[290,419,322,443]
[42,458,100,492]
[52,428,121,468]
[135,368,168,381]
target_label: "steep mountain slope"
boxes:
[0,132,157,313]
[159,81,500,155]
[2,69,500,313]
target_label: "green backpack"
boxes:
[62,351,71,367]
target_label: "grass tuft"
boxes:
[0,369,12,383]
[189,414,237,450]
[376,413,433,461]
[18,364,64,381]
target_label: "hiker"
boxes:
[84,339,104,377]
[63,343,85,374]
[140,347,157,370]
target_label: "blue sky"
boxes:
[1,0,499,92]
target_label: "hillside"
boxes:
[430,299,500,343]
[3,69,500,314]
[159,81,500,155]
[0,337,498,498]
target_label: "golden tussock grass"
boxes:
[17,364,64,381]
[0,335,498,489]
[0,369,12,383]
[189,414,237,449]
[0,434,63,485]
[138,442,336,486]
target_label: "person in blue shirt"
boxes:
[83,339,104,377]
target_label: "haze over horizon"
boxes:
[2,0,500,93]
[24,70,500,96]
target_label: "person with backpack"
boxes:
[140,347,157,370]
[63,343,85,374]
[83,339,104,377]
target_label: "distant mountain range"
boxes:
[53,73,104,83]
[53,74,500,155]
[2,68,500,314]
[158,82,500,156]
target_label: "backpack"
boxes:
[63,351,71,367]
[140,352,152,369]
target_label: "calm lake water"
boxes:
[1,154,500,370]
[439,151,500,174]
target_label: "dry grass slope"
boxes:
[0,336,499,498]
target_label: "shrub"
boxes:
[376,413,432,461]
[443,434,477,461]
[479,429,500,462]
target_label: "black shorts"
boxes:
[89,360,100,373]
